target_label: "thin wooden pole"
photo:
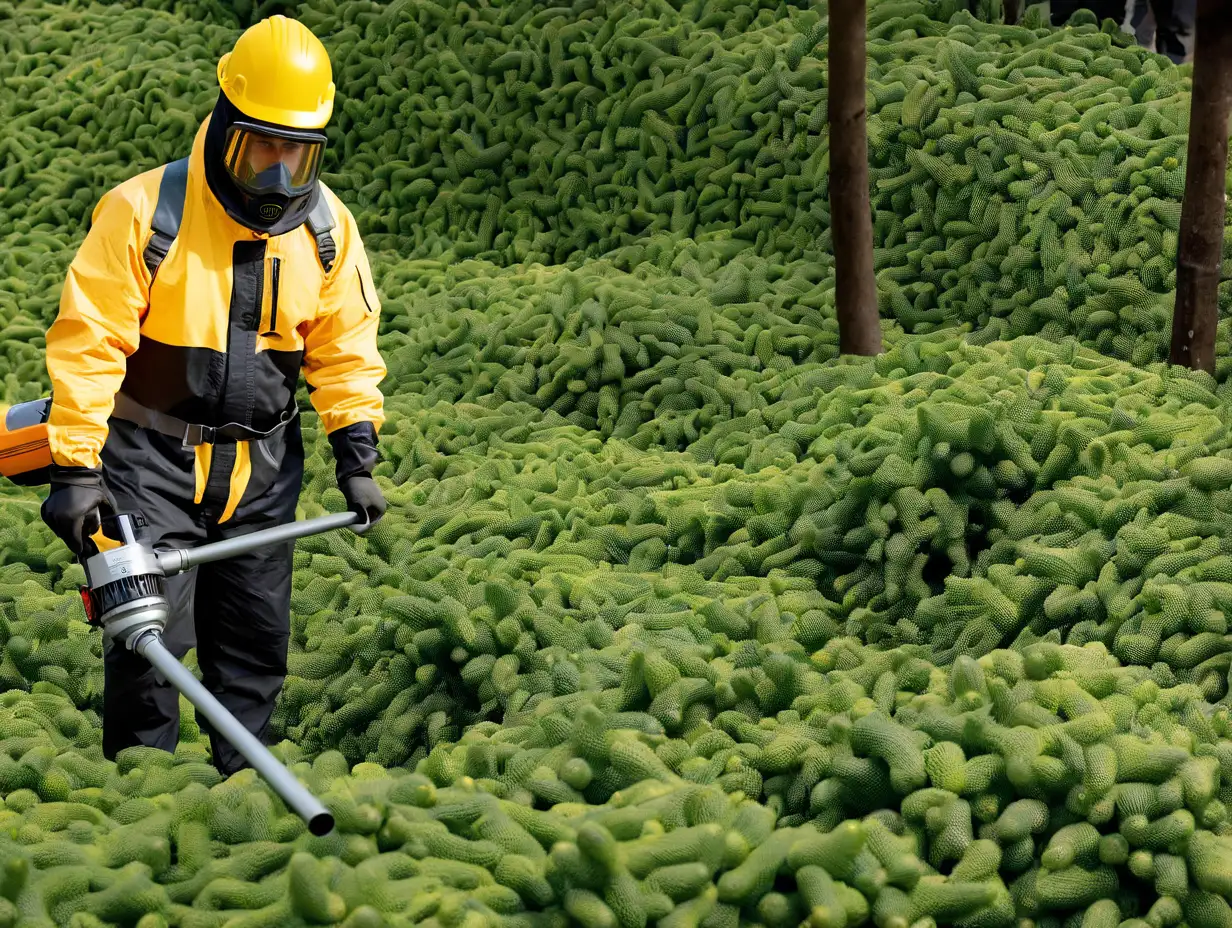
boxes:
[828,0,882,357]
[1168,0,1232,374]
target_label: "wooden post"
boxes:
[828,0,882,357]
[1004,0,1021,24]
[1168,0,1232,374]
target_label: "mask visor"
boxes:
[223,122,325,196]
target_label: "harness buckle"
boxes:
[181,423,217,448]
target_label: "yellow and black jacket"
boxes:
[44,114,386,524]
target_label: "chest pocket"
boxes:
[256,251,327,352]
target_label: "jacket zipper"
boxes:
[262,256,281,337]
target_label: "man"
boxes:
[1050,0,1194,62]
[1128,0,1195,64]
[39,15,388,774]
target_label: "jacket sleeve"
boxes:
[301,202,387,477]
[45,185,149,470]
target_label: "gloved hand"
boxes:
[341,474,386,533]
[329,421,385,534]
[41,464,114,555]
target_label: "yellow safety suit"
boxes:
[45,113,386,522]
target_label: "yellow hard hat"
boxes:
[216,15,335,130]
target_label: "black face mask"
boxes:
[203,93,322,236]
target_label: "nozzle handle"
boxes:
[156,511,360,577]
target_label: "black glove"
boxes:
[341,475,386,533]
[330,422,385,533]
[41,464,114,555]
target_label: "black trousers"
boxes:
[97,416,304,775]
[1130,0,1195,63]
[1051,0,1195,63]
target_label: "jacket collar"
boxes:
[189,113,271,241]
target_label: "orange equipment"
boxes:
[0,397,53,486]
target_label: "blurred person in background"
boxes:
[1127,0,1195,63]
[1048,0,1194,63]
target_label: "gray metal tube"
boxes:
[133,630,335,836]
[156,511,360,577]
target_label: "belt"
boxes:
[111,392,298,448]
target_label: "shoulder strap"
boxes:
[306,192,337,274]
[143,158,337,279]
[142,157,190,282]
